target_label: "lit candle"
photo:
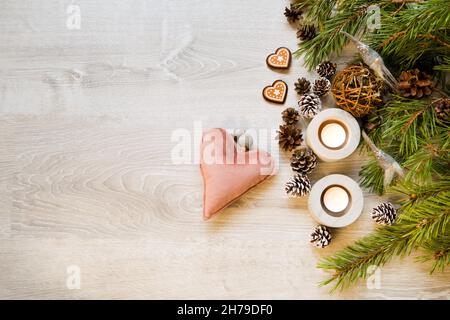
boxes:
[320,123,347,149]
[322,186,349,212]
[306,109,360,162]
[308,174,364,228]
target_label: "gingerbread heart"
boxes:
[266,47,291,69]
[262,80,288,104]
[200,128,275,220]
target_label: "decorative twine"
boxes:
[331,65,383,118]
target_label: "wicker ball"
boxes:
[331,65,383,117]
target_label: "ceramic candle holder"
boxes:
[306,108,360,162]
[308,174,364,228]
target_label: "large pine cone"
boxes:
[294,77,311,95]
[284,5,302,23]
[398,69,433,99]
[316,61,337,79]
[297,23,316,41]
[371,202,397,225]
[277,124,303,151]
[434,98,450,121]
[313,78,331,97]
[282,107,300,125]
[285,174,311,197]
[290,147,317,174]
[310,225,332,248]
[298,93,321,118]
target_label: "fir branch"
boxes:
[418,235,450,274]
[359,95,449,193]
[402,128,450,182]
[293,0,337,28]
[295,0,392,70]
[390,177,450,209]
[434,56,450,72]
[359,156,388,195]
[381,96,438,157]
[368,0,450,68]
[318,184,450,291]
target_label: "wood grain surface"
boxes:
[1,0,449,299]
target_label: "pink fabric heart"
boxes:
[200,128,275,220]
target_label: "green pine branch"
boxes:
[368,0,450,69]
[381,96,438,157]
[359,157,388,195]
[318,182,450,291]
[293,0,337,28]
[294,0,399,70]
[296,0,450,71]
[418,235,450,274]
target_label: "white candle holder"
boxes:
[306,108,360,162]
[308,174,364,228]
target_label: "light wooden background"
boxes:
[1,0,449,299]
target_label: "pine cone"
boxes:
[310,225,332,248]
[284,4,302,23]
[371,202,397,225]
[290,147,317,174]
[397,69,433,99]
[285,174,311,197]
[296,23,316,41]
[282,107,300,125]
[294,77,311,95]
[434,98,450,121]
[316,61,337,79]
[277,124,303,151]
[298,93,321,118]
[313,78,331,97]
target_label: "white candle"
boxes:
[321,123,346,149]
[308,174,364,228]
[306,109,360,162]
[323,186,349,212]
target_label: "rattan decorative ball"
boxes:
[331,65,383,118]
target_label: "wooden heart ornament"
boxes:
[200,128,276,220]
[262,80,288,104]
[266,47,291,69]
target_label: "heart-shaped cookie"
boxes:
[266,47,291,69]
[262,80,288,104]
[200,128,275,220]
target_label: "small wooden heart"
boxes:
[262,80,288,104]
[266,47,291,69]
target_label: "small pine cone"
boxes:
[298,93,322,118]
[284,4,302,23]
[371,202,397,225]
[397,69,433,99]
[290,147,317,174]
[282,107,300,125]
[316,61,337,79]
[310,225,332,248]
[296,23,316,41]
[313,78,331,97]
[277,124,303,152]
[285,174,311,197]
[434,98,450,121]
[294,77,311,95]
